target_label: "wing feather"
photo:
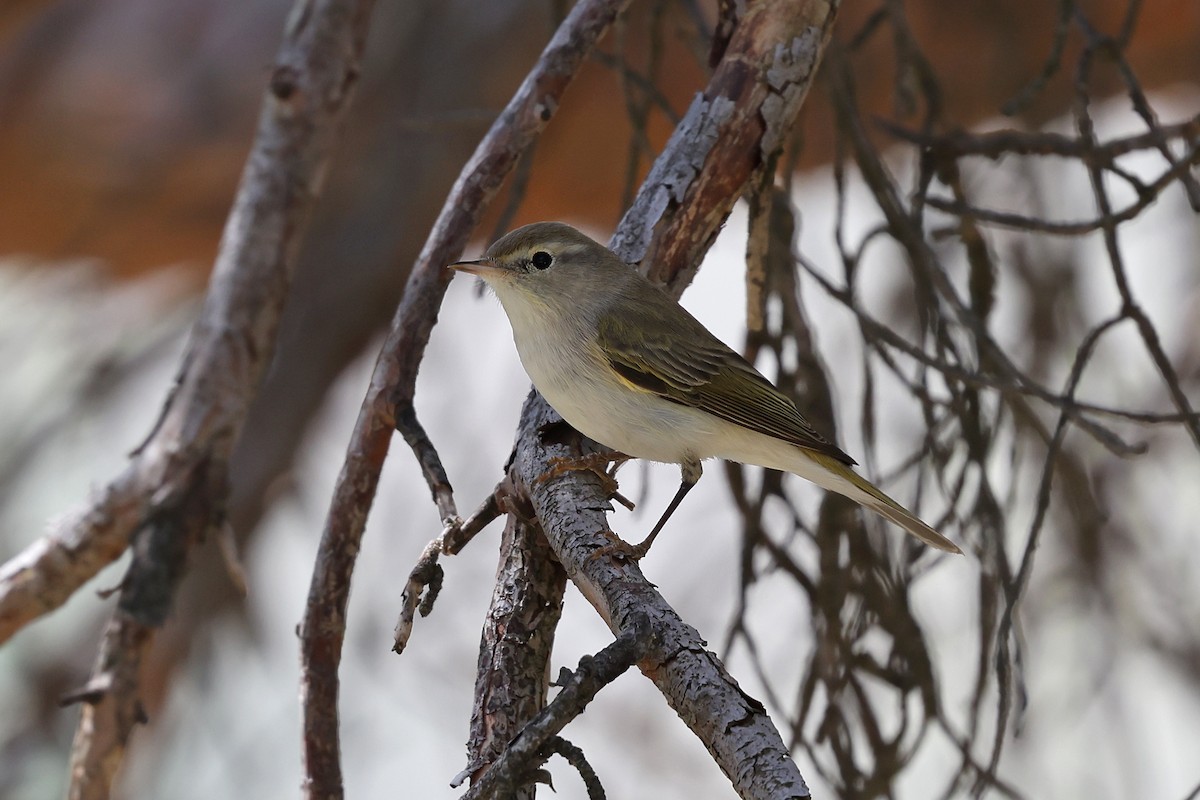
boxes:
[597,303,855,466]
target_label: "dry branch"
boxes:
[459,614,652,800]
[62,621,152,800]
[461,514,568,797]
[0,0,385,795]
[298,1,633,796]
[0,0,377,646]
[755,4,1200,792]
[511,397,813,799]
[485,2,839,797]
[392,489,502,655]
[65,460,218,800]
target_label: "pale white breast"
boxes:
[494,282,827,474]
[496,291,712,464]
[485,277,932,543]
[520,329,701,462]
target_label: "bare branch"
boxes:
[0,0,377,645]
[616,1,835,288]
[65,458,219,799]
[391,489,501,655]
[20,1,384,793]
[1073,36,1200,451]
[62,619,152,800]
[462,514,567,797]
[923,145,1200,235]
[491,4,839,797]
[460,614,651,800]
[298,2,633,795]
[395,404,458,523]
[879,113,1200,161]
[512,394,814,798]
[538,737,605,799]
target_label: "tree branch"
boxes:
[511,396,813,799]
[461,514,567,798]
[494,5,839,797]
[64,458,220,799]
[16,1,383,794]
[460,613,652,800]
[298,2,633,796]
[392,489,502,655]
[0,0,378,646]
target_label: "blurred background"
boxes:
[1,0,1198,797]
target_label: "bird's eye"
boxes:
[530,251,553,270]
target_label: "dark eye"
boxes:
[530,251,553,270]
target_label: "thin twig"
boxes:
[539,737,605,799]
[879,113,1200,161]
[923,145,1200,235]
[392,489,502,654]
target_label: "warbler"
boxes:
[450,222,961,557]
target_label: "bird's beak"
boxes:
[447,258,500,276]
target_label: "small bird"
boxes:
[450,222,961,557]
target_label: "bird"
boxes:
[449,221,961,557]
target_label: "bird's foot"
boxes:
[535,452,632,508]
[585,530,651,564]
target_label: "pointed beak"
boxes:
[447,258,501,276]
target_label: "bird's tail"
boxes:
[801,453,962,554]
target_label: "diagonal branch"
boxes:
[65,457,222,800]
[0,0,384,795]
[460,613,652,800]
[512,396,812,799]
[0,0,377,644]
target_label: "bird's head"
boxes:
[449,222,630,317]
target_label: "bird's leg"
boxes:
[590,459,702,562]
[631,459,702,554]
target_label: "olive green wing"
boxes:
[597,306,855,466]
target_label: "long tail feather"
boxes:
[804,453,963,554]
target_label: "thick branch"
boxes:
[26,1,381,795]
[512,396,812,799]
[615,0,836,288]
[0,0,377,645]
[462,515,567,797]
[65,458,219,799]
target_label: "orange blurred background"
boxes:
[2,0,1195,278]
